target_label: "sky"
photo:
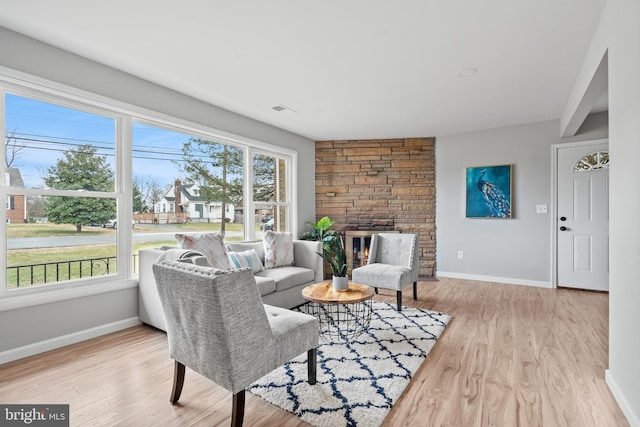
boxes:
[5,93,189,189]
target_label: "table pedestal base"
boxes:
[302,300,372,342]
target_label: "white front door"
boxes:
[556,141,609,291]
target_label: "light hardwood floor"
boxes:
[0,278,629,426]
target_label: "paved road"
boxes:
[7,230,243,249]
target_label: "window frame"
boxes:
[131,117,296,241]
[0,66,297,311]
[1,85,129,296]
[249,149,293,233]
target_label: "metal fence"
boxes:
[7,254,139,288]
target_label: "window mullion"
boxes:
[1,88,7,293]
[117,115,133,277]
[244,148,254,240]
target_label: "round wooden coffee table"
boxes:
[302,281,374,342]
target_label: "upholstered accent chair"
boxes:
[351,233,419,311]
[152,260,319,427]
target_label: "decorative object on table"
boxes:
[302,281,375,342]
[331,275,349,291]
[249,301,451,427]
[466,164,512,218]
[300,216,348,290]
[322,234,348,290]
[351,233,420,311]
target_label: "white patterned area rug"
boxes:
[248,301,451,427]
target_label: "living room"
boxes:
[0,1,638,426]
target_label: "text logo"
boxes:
[1,405,69,426]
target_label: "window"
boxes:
[132,121,291,241]
[132,122,246,235]
[254,153,289,236]
[3,92,120,290]
[574,151,609,171]
[1,72,295,298]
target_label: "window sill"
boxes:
[0,277,138,312]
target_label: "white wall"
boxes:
[0,27,316,360]
[437,0,640,422]
[597,0,640,424]
[436,113,608,286]
[561,1,640,423]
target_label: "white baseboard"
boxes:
[436,271,553,288]
[606,369,639,427]
[0,317,141,365]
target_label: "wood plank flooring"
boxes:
[0,278,629,426]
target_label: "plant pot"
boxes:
[332,275,349,291]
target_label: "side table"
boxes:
[301,281,374,342]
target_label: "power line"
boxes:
[10,131,113,146]
[7,135,224,163]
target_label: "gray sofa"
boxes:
[138,239,323,331]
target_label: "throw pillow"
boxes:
[263,231,294,269]
[175,232,231,270]
[227,249,264,273]
[226,241,265,264]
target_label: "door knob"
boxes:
[560,226,568,231]
[560,216,567,221]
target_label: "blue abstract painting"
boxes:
[466,164,512,218]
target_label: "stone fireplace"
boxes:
[314,137,436,277]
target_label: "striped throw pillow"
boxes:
[227,249,264,273]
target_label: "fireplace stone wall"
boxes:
[314,138,436,277]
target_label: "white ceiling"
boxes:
[0,0,607,141]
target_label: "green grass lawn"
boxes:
[7,240,177,288]
[6,221,247,238]
[6,221,252,288]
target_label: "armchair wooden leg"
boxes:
[307,348,317,385]
[396,291,402,311]
[170,361,185,404]
[374,287,379,294]
[413,281,418,300]
[232,390,245,427]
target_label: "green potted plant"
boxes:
[321,231,348,290]
[300,216,348,290]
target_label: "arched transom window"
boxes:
[574,151,609,171]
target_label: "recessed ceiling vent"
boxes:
[457,67,477,77]
[271,104,297,115]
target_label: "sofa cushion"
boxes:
[226,241,265,263]
[263,231,294,269]
[228,249,264,273]
[254,275,277,296]
[191,256,210,266]
[156,248,202,261]
[175,232,231,270]
[256,266,314,292]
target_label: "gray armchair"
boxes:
[152,260,319,427]
[351,233,419,311]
